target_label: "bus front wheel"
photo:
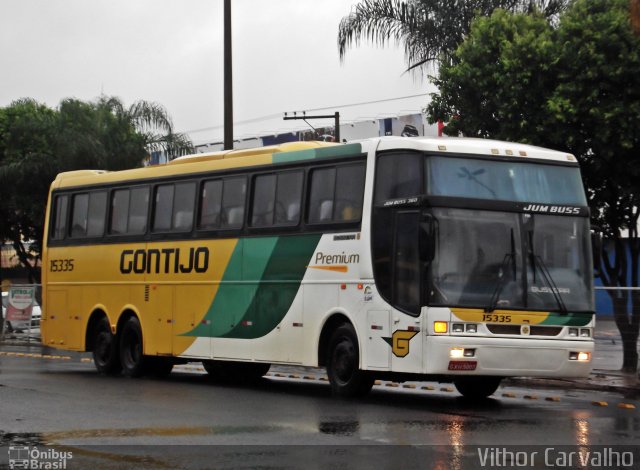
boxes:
[120,317,146,377]
[453,376,502,400]
[326,324,374,398]
[93,318,121,374]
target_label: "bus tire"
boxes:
[93,318,121,375]
[326,323,374,398]
[453,376,502,400]
[119,316,146,377]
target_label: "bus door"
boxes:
[389,210,424,373]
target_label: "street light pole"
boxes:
[223,0,233,150]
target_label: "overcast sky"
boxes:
[0,0,433,144]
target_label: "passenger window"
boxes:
[153,182,195,232]
[308,163,365,224]
[221,177,246,229]
[153,185,174,231]
[70,192,107,238]
[51,195,69,240]
[251,171,303,227]
[199,177,246,230]
[70,193,89,237]
[109,187,149,235]
[109,189,130,234]
[251,174,276,227]
[199,180,223,229]
[335,165,365,221]
[308,168,336,224]
[87,192,107,237]
[374,153,422,204]
[128,187,149,234]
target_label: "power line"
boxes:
[183,93,426,134]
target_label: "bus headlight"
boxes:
[580,328,591,338]
[465,324,478,333]
[568,328,578,337]
[452,323,464,333]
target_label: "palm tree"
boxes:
[338,0,570,72]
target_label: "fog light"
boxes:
[434,322,448,334]
[450,347,464,359]
[463,348,476,357]
[569,351,591,361]
[580,328,590,338]
[578,352,590,362]
[452,323,464,333]
[568,328,578,337]
[466,324,477,333]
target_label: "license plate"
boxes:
[448,361,477,371]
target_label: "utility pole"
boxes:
[223,0,233,150]
[283,111,341,142]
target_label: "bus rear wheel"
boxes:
[120,317,146,377]
[93,318,121,374]
[453,377,502,400]
[326,324,374,398]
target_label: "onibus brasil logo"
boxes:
[8,446,73,469]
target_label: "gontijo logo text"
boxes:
[120,247,209,274]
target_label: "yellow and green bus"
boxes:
[42,137,595,399]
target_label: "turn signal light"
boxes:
[434,322,448,334]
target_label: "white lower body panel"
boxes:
[425,336,594,377]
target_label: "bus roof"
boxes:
[50,137,576,189]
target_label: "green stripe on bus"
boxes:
[272,143,362,164]
[222,233,322,339]
[540,312,592,327]
[185,234,321,339]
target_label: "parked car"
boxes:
[1,291,41,333]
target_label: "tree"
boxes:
[426,0,640,372]
[0,96,193,283]
[337,0,569,72]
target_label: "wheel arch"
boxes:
[84,307,110,352]
[317,310,358,367]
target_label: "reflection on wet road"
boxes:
[0,347,638,469]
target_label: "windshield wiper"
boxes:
[485,229,516,313]
[528,231,568,315]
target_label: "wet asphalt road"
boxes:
[0,346,639,469]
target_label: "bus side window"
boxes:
[221,177,246,229]
[308,163,365,224]
[199,180,223,229]
[308,168,336,224]
[374,152,422,203]
[128,187,149,234]
[335,164,365,222]
[172,182,196,231]
[109,189,130,235]
[70,193,89,238]
[87,192,107,237]
[70,191,107,238]
[51,195,69,240]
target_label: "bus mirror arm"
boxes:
[419,215,436,263]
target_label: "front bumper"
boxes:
[425,336,594,377]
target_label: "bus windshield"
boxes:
[427,208,594,313]
[427,156,587,205]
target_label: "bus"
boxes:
[41,137,595,399]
